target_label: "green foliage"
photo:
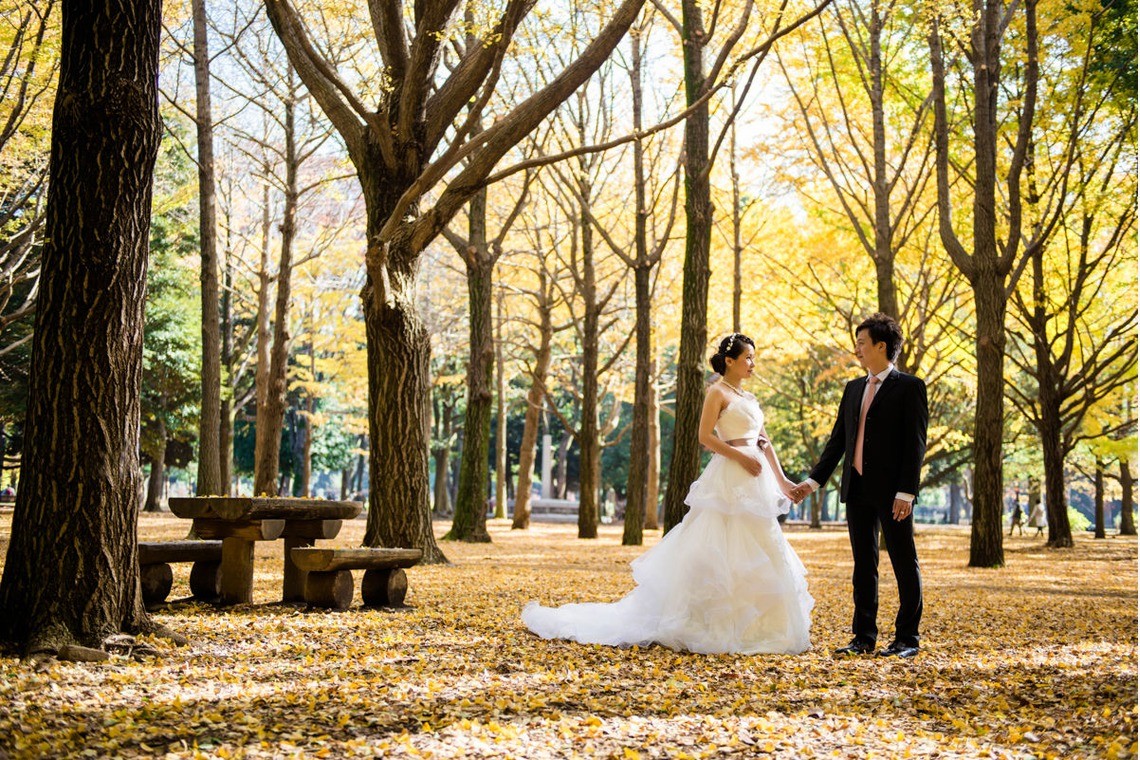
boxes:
[1068,505,1092,532]
[141,116,201,461]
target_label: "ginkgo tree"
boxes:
[263,0,650,562]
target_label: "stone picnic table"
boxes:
[168,496,362,606]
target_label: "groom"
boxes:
[791,314,928,658]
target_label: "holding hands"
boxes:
[786,481,813,504]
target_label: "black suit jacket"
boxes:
[809,368,928,506]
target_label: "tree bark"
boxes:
[446,222,494,543]
[513,295,552,530]
[930,0,1041,567]
[192,0,222,496]
[143,417,167,513]
[645,339,660,530]
[577,181,601,540]
[968,270,1009,564]
[0,0,162,653]
[361,225,447,562]
[1094,458,1106,539]
[219,251,233,494]
[1120,460,1136,536]
[624,25,652,545]
[494,287,508,520]
[662,0,713,533]
[254,86,298,496]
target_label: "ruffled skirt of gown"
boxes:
[522,444,813,655]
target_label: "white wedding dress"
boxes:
[522,395,813,655]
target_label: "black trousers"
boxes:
[845,473,923,646]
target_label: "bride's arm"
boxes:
[759,424,797,494]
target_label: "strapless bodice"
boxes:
[715,396,764,440]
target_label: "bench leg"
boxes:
[305,570,354,610]
[281,536,313,603]
[361,568,408,608]
[189,561,222,602]
[219,537,255,605]
[140,563,173,606]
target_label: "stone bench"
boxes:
[138,540,223,606]
[290,547,423,610]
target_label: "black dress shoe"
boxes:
[833,639,876,656]
[878,641,919,658]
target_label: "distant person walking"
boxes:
[1009,501,1024,537]
[1028,499,1046,537]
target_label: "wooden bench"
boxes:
[290,547,423,610]
[138,540,224,606]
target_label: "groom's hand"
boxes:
[892,498,913,521]
[788,482,810,503]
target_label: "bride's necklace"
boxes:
[720,378,746,397]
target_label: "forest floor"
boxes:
[0,512,1135,759]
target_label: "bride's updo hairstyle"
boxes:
[710,333,755,376]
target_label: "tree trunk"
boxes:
[624,262,651,546]
[143,418,167,513]
[968,271,1009,565]
[868,0,900,325]
[555,434,571,499]
[949,480,963,525]
[432,445,452,517]
[446,243,493,543]
[577,183,601,540]
[810,488,822,529]
[1094,458,1106,539]
[254,186,272,495]
[513,305,552,530]
[219,252,233,494]
[494,285,508,520]
[1120,460,1136,535]
[192,0,222,496]
[300,390,314,498]
[624,28,652,545]
[0,0,162,652]
[254,88,298,496]
[645,344,660,530]
[361,230,447,562]
[662,0,712,533]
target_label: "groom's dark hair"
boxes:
[856,313,904,361]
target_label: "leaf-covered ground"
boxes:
[0,513,1135,758]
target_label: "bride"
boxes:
[522,333,813,654]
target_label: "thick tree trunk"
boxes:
[192,0,222,496]
[361,231,447,562]
[0,0,162,652]
[662,0,712,533]
[254,92,298,496]
[968,271,1008,566]
[513,308,552,530]
[447,247,493,543]
[810,489,822,528]
[1120,460,1136,535]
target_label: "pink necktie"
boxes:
[853,376,880,475]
